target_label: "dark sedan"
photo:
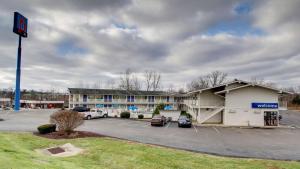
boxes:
[178,115,192,128]
[151,115,167,126]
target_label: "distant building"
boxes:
[20,100,64,109]
[0,98,11,107]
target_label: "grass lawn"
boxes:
[0,132,299,169]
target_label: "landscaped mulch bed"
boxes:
[34,131,105,139]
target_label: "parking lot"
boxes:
[1,109,300,161]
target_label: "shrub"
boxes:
[292,95,300,105]
[37,124,56,134]
[180,110,192,119]
[180,111,187,115]
[50,110,84,134]
[120,111,130,118]
[138,114,144,119]
[156,103,165,110]
[152,107,160,117]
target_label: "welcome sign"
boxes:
[251,103,278,109]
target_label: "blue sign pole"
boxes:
[14,35,22,111]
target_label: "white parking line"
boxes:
[165,122,171,128]
[213,127,220,134]
[193,125,198,133]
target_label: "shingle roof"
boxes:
[68,88,172,96]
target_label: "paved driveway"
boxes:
[1,109,300,161]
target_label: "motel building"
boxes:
[68,88,178,117]
[68,80,290,127]
[181,80,289,127]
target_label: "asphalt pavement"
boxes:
[1,109,300,161]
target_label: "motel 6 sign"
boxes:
[13,12,28,37]
[13,12,28,111]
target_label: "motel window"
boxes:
[83,95,87,102]
[166,96,170,102]
[127,96,134,102]
[148,96,154,102]
[104,95,112,102]
[104,104,112,108]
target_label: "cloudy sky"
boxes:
[0,0,299,91]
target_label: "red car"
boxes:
[151,115,167,126]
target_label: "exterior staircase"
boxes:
[199,107,224,124]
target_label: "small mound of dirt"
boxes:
[34,131,105,139]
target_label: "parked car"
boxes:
[2,107,11,111]
[82,109,108,120]
[178,115,192,128]
[72,106,90,112]
[151,115,167,126]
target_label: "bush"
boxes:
[152,107,160,117]
[180,110,192,119]
[120,111,130,118]
[37,124,56,134]
[138,114,144,119]
[180,111,187,115]
[50,110,84,134]
[292,95,300,105]
[156,103,165,110]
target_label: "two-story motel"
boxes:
[68,88,178,112]
[69,80,290,127]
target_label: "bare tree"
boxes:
[187,77,209,91]
[187,71,227,91]
[119,68,141,90]
[143,70,161,91]
[207,71,228,87]
[144,70,153,91]
[92,81,102,89]
[119,68,133,90]
[152,71,161,91]
[167,84,175,92]
[105,79,116,89]
[250,77,276,88]
[132,75,142,90]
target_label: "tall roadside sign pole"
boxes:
[13,12,28,111]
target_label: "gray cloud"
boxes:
[0,0,299,91]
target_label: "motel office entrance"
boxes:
[264,111,279,126]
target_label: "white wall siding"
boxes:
[200,108,222,123]
[224,86,278,126]
[200,91,224,107]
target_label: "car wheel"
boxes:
[87,115,91,120]
[103,114,108,118]
[178,124,181,127]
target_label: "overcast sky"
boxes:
[0,0,299,91]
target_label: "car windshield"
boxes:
[179,116,188,120]
[91,110,96,112]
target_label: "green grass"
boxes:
[0,132,299,169]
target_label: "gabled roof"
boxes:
[68,88,172,96]
[215,83,292,95]
[187,79,291,95]
[187,79,249,94]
